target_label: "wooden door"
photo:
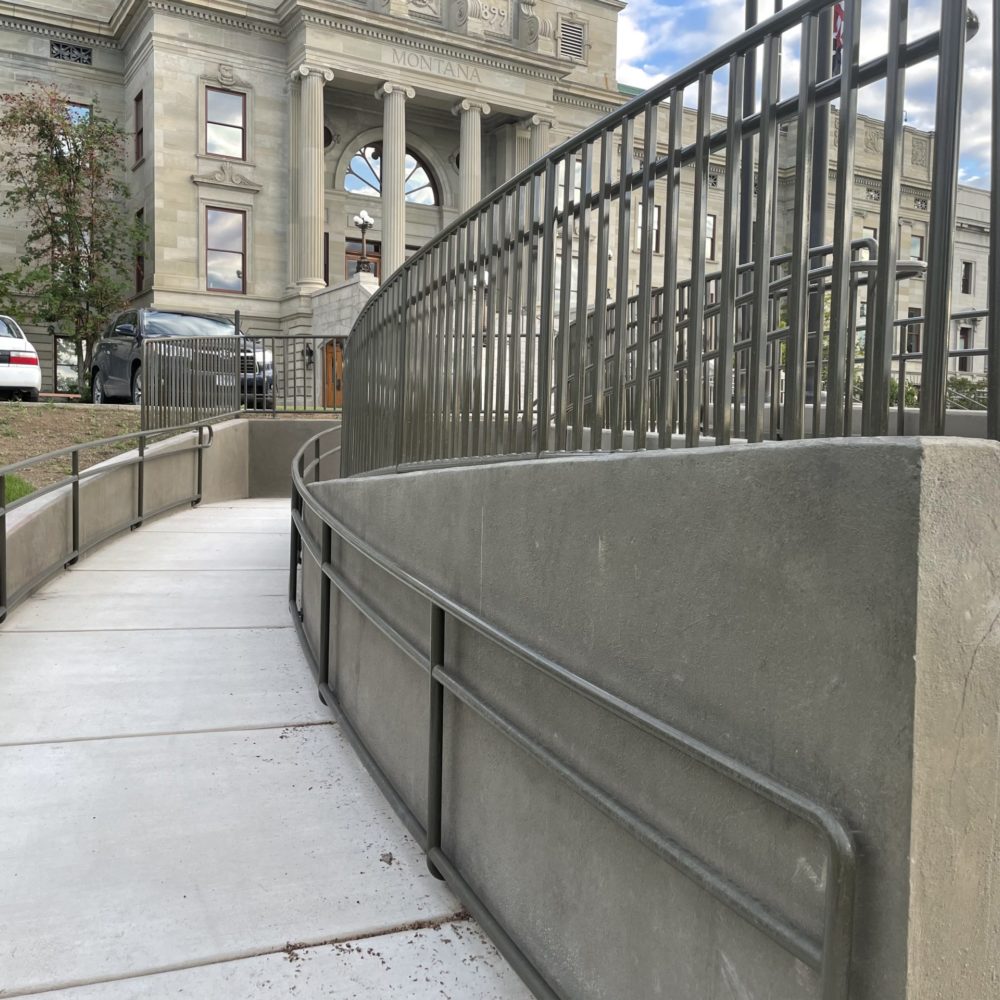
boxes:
[324,340,344,409]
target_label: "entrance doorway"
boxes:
[324,340,345,409]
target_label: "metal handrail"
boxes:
[0,416,223,623]
[289,425,857,1000]
[341,0,990,476]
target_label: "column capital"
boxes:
[452,98,491,117]
[294,65,334,82]
[519,113,555,129]
[376,82,416,101]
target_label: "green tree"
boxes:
[0,85,144,396]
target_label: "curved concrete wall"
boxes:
[307,438,1000,1000]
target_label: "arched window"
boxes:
[344,144,439,206]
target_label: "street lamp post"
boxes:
[353,209,375,274]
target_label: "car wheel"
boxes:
[131,366,142,407]
[25,389,38,403]
[93,371,107,405]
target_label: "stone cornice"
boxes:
[0,14,120,48]
[552,89,620,114]
[294,7,568,82]
[146,0,283,37]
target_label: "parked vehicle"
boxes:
[0,315,41,402]
[92,309,272,406]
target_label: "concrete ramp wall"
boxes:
[307,438,1000,1000]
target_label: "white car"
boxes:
[0,315,41,402]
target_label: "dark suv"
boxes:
[92,309,272,406]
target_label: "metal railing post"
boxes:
[394,268,410,468]
[0,475,7,624]
[194,426,204,505]
[319,521,332,688]
[427,602,445,879]
[69,450,80,565]
[136,434,145,527]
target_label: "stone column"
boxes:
[376,82,415,278]
[522,114,553,163]
[453,99,491,213]
[287,71,301,291]
[296,65,333,293]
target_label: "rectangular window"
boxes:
[206,88,246,160]
[958,326,972,372]
[910,234,925,260]
[135,208,145,293]
[859,226,878,261]
[905,307,921,355]
[961,260,975,295]
[66,102,90,124]
[206,207,245,293]
[636,203,661,252]
[134,91,144,163]
[705,214,717,261]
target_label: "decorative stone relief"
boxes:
[708,170,721,189]
[410,0,441,18]
[911,137,929,168]
[864,128,883,154]
[914,195,928,211]
[516,0,552,50]
[192,160,262,192]
[865,186,881,203]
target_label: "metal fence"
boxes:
[141,333,348,430]
[341,0,995,476]
[0,419,216,624]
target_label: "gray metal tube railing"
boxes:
[290,425,857,1000]
[0,418,217,624]
[341,0,988,476]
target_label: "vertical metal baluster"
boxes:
[395,267,410,467]
[717,54,744,445]
[826,0,861,436]
[555,153,576,449]
[633,108,656,449]
[493,195,508,451]
[431,244,445,459]
[687,74,713,448]
[136,434,145,526]
[522,174,540,454]
[319,521,332,687]
[865,0,908,435]
[536,160,557,455]
[748,36,781,443]
[659,93,684,448]
[572,142,594,450]
[484,202,500,454]
[508,184,525,454]
[920,0,967,434]
[611,116,635,450]
[590,134,613,451]
[783,13,818,441]
[462,220,477,457]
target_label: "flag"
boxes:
[832,2,845,74]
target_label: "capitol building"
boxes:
[0,0,990,396]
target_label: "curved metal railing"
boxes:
[342,0,994,476]
[290,425,856,1000]
[0,418,218,623]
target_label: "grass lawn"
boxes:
[0,402,141,494]
[3,472,35,505]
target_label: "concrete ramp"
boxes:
[0,500,528,999]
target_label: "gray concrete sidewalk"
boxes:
[0,500,529,999]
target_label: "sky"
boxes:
[616,0,994,188]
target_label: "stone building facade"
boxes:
[0,0,990,396]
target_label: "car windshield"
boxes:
[0,317,26,340]
[143,312,235,338]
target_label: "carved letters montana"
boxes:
[391,48,483,82]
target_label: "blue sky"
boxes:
[616,0,994,187]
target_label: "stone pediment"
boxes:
[191,160,262,192]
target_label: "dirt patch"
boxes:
[0,402,141,490]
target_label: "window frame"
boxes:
[705,213,717,261]
[205,205,247,295]
[133,91,144,164]
[635,202,662,254]
[205,86,247,162]
[557,16,589,63]
[961,260,975,295]
[910,234,925,261]
[135,208,145,294]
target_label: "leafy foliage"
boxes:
[0,85,144,395]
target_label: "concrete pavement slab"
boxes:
[0,725,459,997]
[2,569,289,631]
[25,921,532,999]
[77,531,287,571]
[0,628,326,744]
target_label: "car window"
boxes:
[143,311,235,338]
[0,317,25,340]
